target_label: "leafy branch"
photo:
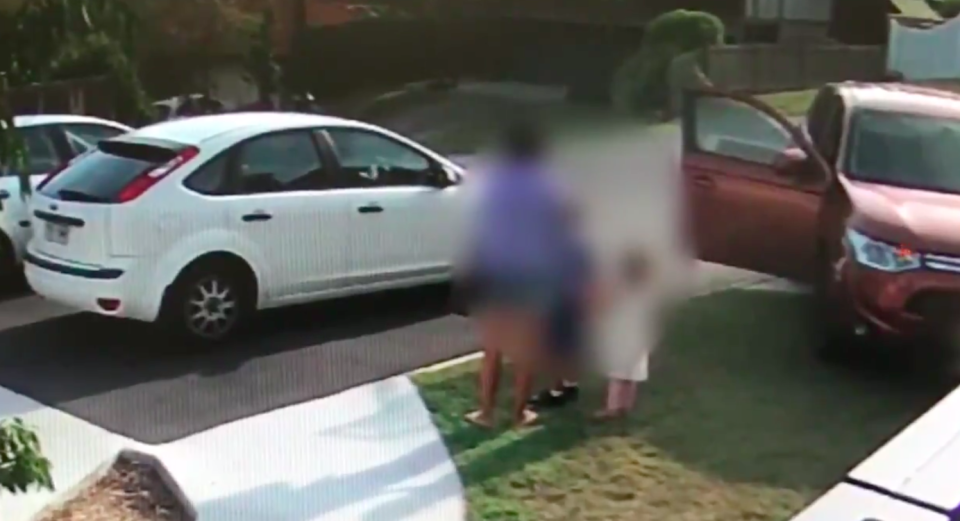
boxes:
[0,418,54,495]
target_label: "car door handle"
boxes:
[692,176,715,189]
[0,190,9,200]
[357,204,383,214]
[242,212,272,222]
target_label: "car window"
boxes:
[183,153,229,195]
[236,131,326,194]
[17,126,61,175]
[324,128,432,187]
[39,142,178,202]
[62,123,126,155]
[693,96,794,166]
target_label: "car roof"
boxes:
[838,81,960,118]
[128,112,363,146]
[13,114,130,129]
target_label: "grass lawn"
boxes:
[414,289,944,521]
[758,89,818,117]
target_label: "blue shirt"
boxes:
[470,159,571,279]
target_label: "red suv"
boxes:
[682,82,960,362]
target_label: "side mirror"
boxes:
[426,164,457,188]
[773,147,809,179]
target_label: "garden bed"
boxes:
[37,455,189,521]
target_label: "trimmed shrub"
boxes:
[644,9,724,52]
[611,9,724,114]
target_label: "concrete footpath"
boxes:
[0,376,465,521]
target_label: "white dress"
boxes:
[594,281,658,382]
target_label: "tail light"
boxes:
[117,146,200,203]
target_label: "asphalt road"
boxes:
[0,120,770,445]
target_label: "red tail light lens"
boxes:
[117,146,199,203]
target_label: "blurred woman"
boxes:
[463,121,573,429]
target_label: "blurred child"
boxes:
[593,248,659,420]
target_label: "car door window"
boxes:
[692,95,795,166]
[236,131,326,194]
[62,123,127,155]
[324,128,432,187]
[10,126,62,176]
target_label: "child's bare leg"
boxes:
[595,379,626,419]
[621,381,638,411]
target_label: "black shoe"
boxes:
[528,385,579,409]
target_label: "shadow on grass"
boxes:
[414,289,949,520]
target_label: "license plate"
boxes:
[44,222,69,245]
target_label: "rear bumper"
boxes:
[24,249,160,322]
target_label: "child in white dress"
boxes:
[592,248,659,420]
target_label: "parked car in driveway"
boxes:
[24,112,464,342]
[0,115,131,275]
[682,82,960,363]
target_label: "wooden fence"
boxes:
[705,44,886,93]
[6,76,116,119]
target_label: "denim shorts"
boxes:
[547,296,584,358]
[473,273,560,315]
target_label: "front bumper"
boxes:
[833,257,960,341]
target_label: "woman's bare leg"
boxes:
[465,310,506,428]
[506,308,542,428]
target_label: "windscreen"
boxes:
[845,108,960,194]
[39,141,179,202]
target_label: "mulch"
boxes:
[37,455,189,521]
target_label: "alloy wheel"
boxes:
[184,275,239,340]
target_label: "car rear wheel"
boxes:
[161,259,254,344]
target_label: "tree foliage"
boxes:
[132,0,261,87]
[245,8,280,103]
[1,0,153,197]
[0,418,54,495]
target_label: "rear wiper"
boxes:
[56,189,106,203]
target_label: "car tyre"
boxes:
[160,259,254,345]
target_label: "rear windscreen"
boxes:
[39,141,179,202]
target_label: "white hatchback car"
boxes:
[0,115,131,274]
[24,112,465,341]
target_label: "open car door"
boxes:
[681,89,832,282]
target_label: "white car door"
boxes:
[0,125,64,262]
[320,127,457,288]
[227,129,350,304]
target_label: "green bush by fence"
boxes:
[611,9,723,114]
